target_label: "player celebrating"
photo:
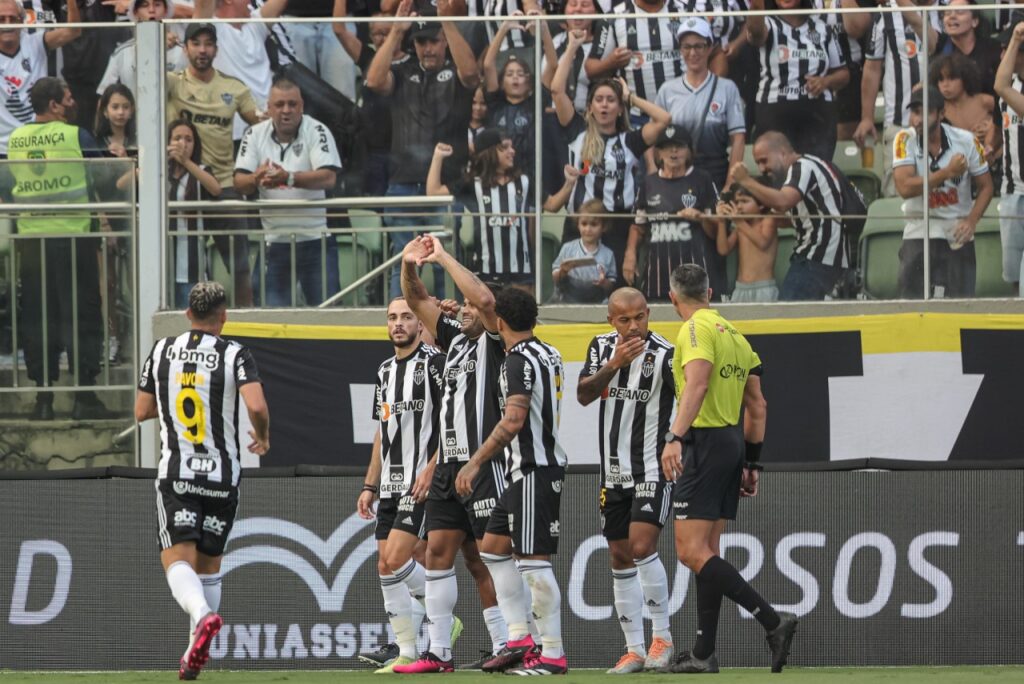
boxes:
[577,288,676,673]
[395,237,515,672]
[660,264,797,674]
[455,286,570,676]
[135,282,270,680]
[356,297,447,672]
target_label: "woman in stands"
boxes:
[745,0,850,161]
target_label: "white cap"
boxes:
[676,17,713,43]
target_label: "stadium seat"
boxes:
[336,233,375,307]
[347,208,385,259]
[859,197,905,299]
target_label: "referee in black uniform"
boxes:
[660,264,796,674]
[135,281,270,680]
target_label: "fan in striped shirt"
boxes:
[746,0,850,161]
[455,286,569,675]
[136,281,269,681]
[585,0,687,120]
[577,288,677,673]
[994,19,1024,296]
[428,132,535,291]
[356,297,445,671]
[730,131,852,300]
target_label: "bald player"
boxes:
[577,288,677,673]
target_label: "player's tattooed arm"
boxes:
[471,395,530,465]
[577,362,620,406]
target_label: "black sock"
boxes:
[691,572,723,660]
[698,556,780,632]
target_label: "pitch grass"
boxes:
[2,669,1024,684]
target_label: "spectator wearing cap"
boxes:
[427,129,535,291]
[655,17,746,191]
[365,0,480,298]
[167,22,262,306]
[746,0,849,162]
[0,0,80,155]
[97,0,186,100]
[234,75,343,306]
[892,86,993,298]
[625,125,719,300]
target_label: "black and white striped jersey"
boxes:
[580,331,675,488]
[454,175,533,277]
[814,0,870,67]
[865,6,921,127]
[783,154,849,268]
[436,315,507,465]
[755,16,845,104]
[1001,74,1024,196]
[484,0,531,50]
[139,330,261,488]
[683,0,748,48]
[589,0,687,110]
[567,126,648,212]
[544,31,592,114]
[373,343,445,499]
[500,337,568,481]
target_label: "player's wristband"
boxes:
[745,441,763,464]
[362,484,379,493]
[744,462,764,472]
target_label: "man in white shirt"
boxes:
[96,0,187,99]
[0,0,80,154]
[234,75,343,306]
[893,86,994,298]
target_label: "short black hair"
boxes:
[270,74,300,92]
[188,281,227,320]
[495,286,538,333]
[670,264,709,302]
[29,77,68,115]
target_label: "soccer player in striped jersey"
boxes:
[729,131,851,300]
[356,298,447,672]
[577,288,676,673]
[994,20,1024,296]
[135,282,270,681]
[395,236,519,673]
[455,285,570,676]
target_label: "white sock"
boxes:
[523,575,540,641]
[636,553,672,642]
[166,561,211,625]
[190,573,223,634]
[481,552,529,642]
[410,595,426,639]
[394,557,427,603]
[425,568,457,661]
[612,567,646,656]
[381,574,417,659]
[518,560,563,660]
[482,605,508,654]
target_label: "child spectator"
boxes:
[715,181,780,302]
[930,54,1000,165]
[427,131,535,292]
[469,86,488,153]
[167,119,222,307]
[552,198,618,302]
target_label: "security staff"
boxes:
[8,77,110,421]
[659,263,797,674]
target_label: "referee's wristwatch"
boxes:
[663,431,684,445]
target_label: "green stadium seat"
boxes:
[336,234,375,307]
[347,208,385,259]
[859,197,905,299]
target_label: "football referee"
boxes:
[660,264,797,674]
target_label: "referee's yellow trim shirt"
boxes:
[673,309,762,429]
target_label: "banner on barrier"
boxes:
[1,471,1022,670]
[219,313,1024,467]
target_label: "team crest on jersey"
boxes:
[21,58,30,71]
[221,93,233,105]
[437,69,454,82]
[807,29,820,43]
[681,192,697,209]
[710,100,721,114]
[641,358,655,378]
[292,143,303,156]
[413,364,425,385]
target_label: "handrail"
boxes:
[166,196,454,211]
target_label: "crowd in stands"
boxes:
[4,0,1024,317]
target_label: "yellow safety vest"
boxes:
[7,120,91,234]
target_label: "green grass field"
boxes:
[2,669,1024,683]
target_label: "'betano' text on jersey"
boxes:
[373,343,445,498]
[500,337,569,481]
[139,330,261,488]
[581,332,675,488]
[436,315,505,464]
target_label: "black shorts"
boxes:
[486,466,564,556]
[426,460,505,539]
[673,426,744,521]
[600,480,673,541]
[156,479,239,557]
[835,61,863,124]
[375,495,427,541]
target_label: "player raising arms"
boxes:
[356,297,447,672]
[577,288,676,673]
[135,282,270,680]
